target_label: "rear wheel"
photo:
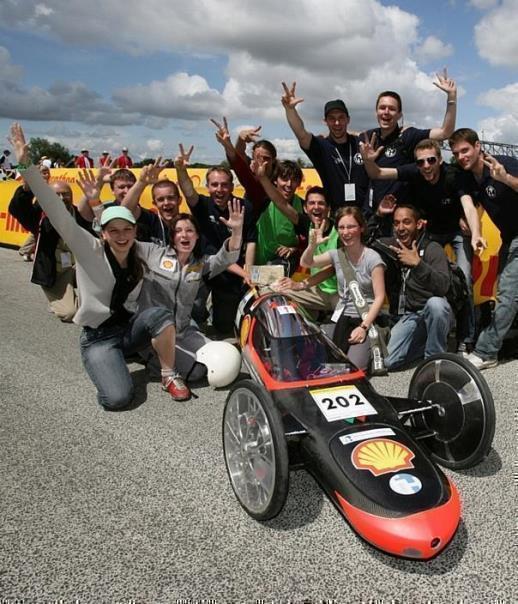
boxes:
[222,379,289,520]
[408,353,495,469]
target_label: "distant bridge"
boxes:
[440,139,518,158]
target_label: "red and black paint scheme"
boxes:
[222,292,495,560]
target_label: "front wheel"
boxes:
[408,353,495,469]
[222,379,289,520]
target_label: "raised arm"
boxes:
[483,153,518,192]
[250,157,300,224]
[300,223,331,268]
[459,194,487,252]
[76,167,111,221]
[122,157,167,219]
[429,68,457,140]
[210,117,238,163]
[174,144,199,207]
[281,81,312,151]
[235,125,262,160]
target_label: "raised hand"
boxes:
[359,132,384,162]
[433,67,457,96]
[220,197,244,233]
[210,116,231,147]
[8,122,30,165]
[389,239,421,267]
[309,221,329,247]
[482,153,508,183]
[281,81,304,109]
[239,126,262,145]
[250,156,267,178]
[139,156,167,185]
[174,143,194,170]
[77,169,102,202]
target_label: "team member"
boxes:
[175,144,256,334]
[449,128,518,369]
[361,69,457,214]
[360,137,484,351]
[116,147,133,168]
[300,207,386,371]
[75,149,94,169]
[9,123,185,406]
[281,81,368,211]
[377,205,452,370]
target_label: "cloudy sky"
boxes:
[0,0,517,163]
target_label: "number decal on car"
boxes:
[310,386,378,422]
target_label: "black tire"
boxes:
[222,379,289,520]
[407,353,495,470]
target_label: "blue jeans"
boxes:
[80,307,174,409]
[428,231,475,343]
[385,297,452,370]
[475,235,518,360]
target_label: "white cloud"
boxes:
[477,115,518,144]
[469,0,498,9]
[146,139,165,154]
[478,83,518,114]
[474,0,518,66]
[415,36,454,64]
[477,82,518,144]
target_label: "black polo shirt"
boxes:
[136,207,171,246]
[190,195,257,263]
[397,163,463,235]
[303,134,369,211]
[361,126,430,210]
[454,155,518,243]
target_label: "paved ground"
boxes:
[0,246,516,604]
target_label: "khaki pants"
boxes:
[41,267,78,322]
[284,285,339,320]
[19,233,35,255]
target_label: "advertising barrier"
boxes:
[0,168,501,303]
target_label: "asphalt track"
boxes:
[0,246,516,604]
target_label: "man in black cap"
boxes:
[281,81,368,211]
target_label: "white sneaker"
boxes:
[466,352,498,370]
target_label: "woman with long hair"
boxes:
[300,206,386,371]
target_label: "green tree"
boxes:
[27,137,73,166]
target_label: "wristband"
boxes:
[447,100,456,105]
[360,323,369,331]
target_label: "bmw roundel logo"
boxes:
[486,185,497,199]
[385,147,397,158]
[389,473,422,495]
[353,152,363,165]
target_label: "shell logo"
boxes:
[162,260,174,269]
[351,438,415,476]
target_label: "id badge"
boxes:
[398,293,406,315]
[60,252,72,268]
[344,183,356,202]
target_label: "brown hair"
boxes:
[170,212,203,258]
[448,128,480,148]
[414,139,442,158]
[334,206,367,244]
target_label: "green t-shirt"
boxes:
[256,195,303,265]
[311,225,338,294]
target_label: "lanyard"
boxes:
[334,142,352,182]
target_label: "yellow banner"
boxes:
[0,168,501,303]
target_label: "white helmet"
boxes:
[196,341,242,387]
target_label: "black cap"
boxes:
[324,99,349,117]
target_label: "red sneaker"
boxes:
[162,373,191,401]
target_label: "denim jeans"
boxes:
[80,307,174,409]
[475,235,518,360]
[428,231,475,343]
[385,297,452,370]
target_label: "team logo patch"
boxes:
[353,152,363,165]
[384,147,397,158]
[351,438,415,476]
[160,258,177,271]
[389,473,422,495]
[486,185,497,199]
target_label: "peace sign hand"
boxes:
[359,132,384,162]
[210,116,231,146]
[433,67,457,97]
[281,81,304,109]
[139,156,167,185]
[482,153,508,183]
[174,144,194,170]
[239,126,262,144]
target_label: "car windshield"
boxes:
[251,295,355,382]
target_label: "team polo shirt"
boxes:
[361,126,430,210]
[303,134,369,211]
[397,163,463,235]
[190,194,256,263]
[137,207,170,246]
[454,155,518,244]
[256,195,303,264]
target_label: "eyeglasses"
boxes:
[155,195,179,202]
[416,156,438,167]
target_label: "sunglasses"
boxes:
[416,156,438,167]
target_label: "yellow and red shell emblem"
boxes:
[351,438,415,476]
[240,314,251,348]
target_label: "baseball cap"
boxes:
[102,150,109,155]
[99,206,136,227]
[324,99,349,117]
[81,148,88,152]
[122,147,128,151]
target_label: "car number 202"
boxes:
[310,385,378,422]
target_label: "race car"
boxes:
[221,291,495,560]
